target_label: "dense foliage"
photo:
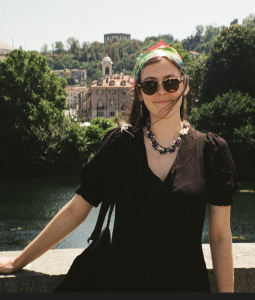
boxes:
[199,24,255,104]
[0,50,115,177]
[190,90,255,180]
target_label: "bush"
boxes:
[190,90,255,180]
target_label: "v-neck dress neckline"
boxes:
[136,126,194,184]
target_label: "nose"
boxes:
[157,82,166,95]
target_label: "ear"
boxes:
[183,84,189,96]
[137,88,143,101]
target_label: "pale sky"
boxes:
[1,0,254,52]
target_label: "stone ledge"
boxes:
[0,243,255,293]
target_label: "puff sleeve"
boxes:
[75,127,122,207]
[204,132,239,206]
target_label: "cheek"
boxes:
[141,94,154,107]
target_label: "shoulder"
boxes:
[205,132,229,151]
[189,127,230,153]
[93,123,136,158]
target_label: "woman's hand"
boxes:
[0,257,18,274]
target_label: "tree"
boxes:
[186,53,207,110]
[190,90,255,180]
[66,37,80,54]
[47,57,54,68]
[51,43,55,54]
[195,25,204,37]
[200,24,255,104]
[242,13,255,29]
[55,41,65,54]
[41,43,48,54]
[67,77,77,85]
[0,49,67,176]
[230,19,238,26]
[91,69,102,81]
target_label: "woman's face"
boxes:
[139,58,189,121]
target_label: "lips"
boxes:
[154,100,171,104]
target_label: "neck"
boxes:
[148,114,183,141]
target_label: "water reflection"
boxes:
[0,176,254,251]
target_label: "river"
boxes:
[0,176,254,251]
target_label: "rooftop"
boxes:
[91,74,134,88]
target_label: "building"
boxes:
[81,55,134,121]
[65,86,90,118]
[52,68,87,84]
[84,73,133,121]
[104,33,131,43]
[189,51,200,57]
[0,39,12,60]
[64,56,134,122]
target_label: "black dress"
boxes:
[76,125,238,292]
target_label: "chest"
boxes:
[144,136,179,182]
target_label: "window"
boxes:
[97,89,104,95]
[98,99,104,108]
[109,80,115,86]
[121,100,129,109]
[122,90,127,95]
[109,99,116,107]
[109,111,115,116]
[97,80,103,86]
[98,112,104,116]
[121,80,126,86]
[109,90,116,95]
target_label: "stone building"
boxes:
[52,69,87,84]
[104,33,131,43]
[83,72,134,122]
[65,86,90,118]
[0,39,12,60]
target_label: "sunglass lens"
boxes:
[163,79,179,93]
[142,81,157,95]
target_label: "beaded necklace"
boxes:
[147,123,189,155]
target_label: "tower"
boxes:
[102,55,113,77]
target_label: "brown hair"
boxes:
[126,56,189,131]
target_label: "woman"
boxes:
[0,40,238,292]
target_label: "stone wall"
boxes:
[0,243,255,293]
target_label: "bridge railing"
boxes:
[0,243,255,293]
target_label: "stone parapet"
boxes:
[0,243,255,293]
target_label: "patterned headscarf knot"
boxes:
[133,40,187,86]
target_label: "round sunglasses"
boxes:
[137,77,185,95]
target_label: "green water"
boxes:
[0,176,254,251]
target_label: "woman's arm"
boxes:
[0,194,93,274]
[208,204,234,293]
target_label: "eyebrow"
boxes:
[142,74,180,81]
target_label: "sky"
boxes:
[1,0,254,52]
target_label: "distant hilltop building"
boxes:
[104,33,131,43]
[52,68,87,84]
[0,39,12,60]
